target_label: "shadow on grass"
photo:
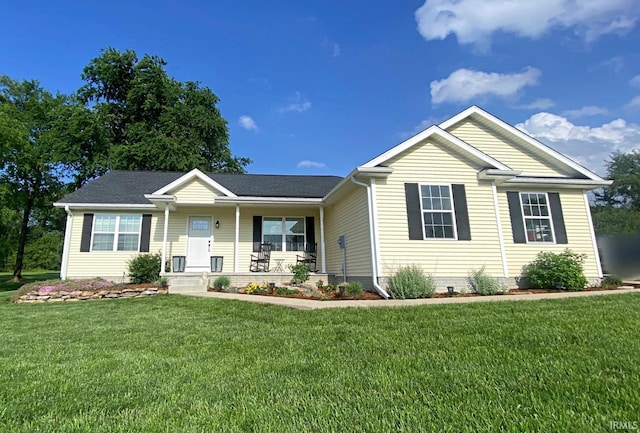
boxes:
[0,271,60,292]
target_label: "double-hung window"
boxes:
[262,217,305,251]
[520,193,554,243]
[420,184,456,239]
[92,214,142,251]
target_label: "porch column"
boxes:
[319,206,326,273]
[234,205,240,272]
[161,205,169,273]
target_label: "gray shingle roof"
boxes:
[56,171,344,204]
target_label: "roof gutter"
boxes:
[350,176,390,299]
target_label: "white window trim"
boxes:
[262,216,306,252]
[90,214,142,252]
[419,183,458,240]
[518,192,556,244]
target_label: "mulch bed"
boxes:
[211,284,638,301]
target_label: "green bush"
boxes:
[288,263,310,285]
[601,275,623,288]
[388,265,436,299]
[212,276,231,290]
[344,281,363,297]
[275,287,300,296]
[128,253,162,284]
[524,249,588,291]
[468,266,507,295]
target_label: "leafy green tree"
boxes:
[592,151,640,236]
[78,48,251,173]
[595,151,640,210]
[0,76,66,280]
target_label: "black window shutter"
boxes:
[507,191,526,244]
[451,184,471,240]
[305,216,316,250]
[548,193,568,244]
[404,183,423,240]
[253,216,262,252]
[140,214,152,252]
[80,213,94,252]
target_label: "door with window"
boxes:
[186,216,212,271]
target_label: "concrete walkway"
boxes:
[177,287,639,310]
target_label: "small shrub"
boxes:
[275,287,299,296]
[288,263,310,285]
[601,275,623,288]
[468,266,507,295]
[343,281,364,297]
[128,253,162,284]
[388,265,436,299]
[316,279,324,289]
[524,249,588,291]
[325,284,337,292]
[156,277,168,288]
[213,276,231,290]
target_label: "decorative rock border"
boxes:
[16,287,168,303]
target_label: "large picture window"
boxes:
[420,185,456,239]
[520,193,554,243]
[92,214,141,251]
[262,217,305,251]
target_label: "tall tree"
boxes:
[78,48,250,173]
[595,150,640,210]
[0,76,66,280]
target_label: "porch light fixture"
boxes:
[215,220,220,229]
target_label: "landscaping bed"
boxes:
[12,278,167,303]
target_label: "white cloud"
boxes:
[626,95,640,109]
[297,160,326,169]
[561,105,608,118]
[516,112,640,174]
[516,98,556,110]
[430,67,540,104]
[332,43,341,57]
[630,75,640,87]
[415,0,640,49]
[279,92,312,113]
[238,115,258,131]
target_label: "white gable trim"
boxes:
[361,125,510,170]
[153,168,237,197]
[438,106,606,182]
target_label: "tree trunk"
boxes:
[12,177,40,282]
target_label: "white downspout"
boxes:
[234,205,240,273]
[161,205,169,274]
[350,177,390,299]
[319,206,326,273]
[491,181,509,278]
[60,205,73,279]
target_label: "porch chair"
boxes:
[296,242,317,272]
[249,243,272,272]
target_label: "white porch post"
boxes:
[234,205,240,272]
[60,206,73,279]
[161,205,169,274]
[319,206,326,273]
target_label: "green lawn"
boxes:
[1,291,639,432]
[0,271,60,292]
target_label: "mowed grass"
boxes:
[0,271,60,292]
[0,291,639,432]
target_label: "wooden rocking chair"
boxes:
[296,243,317,272]
[250,243,272,272]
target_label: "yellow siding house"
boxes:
[55,106,610,298]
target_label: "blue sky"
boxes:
[1,0,639,176]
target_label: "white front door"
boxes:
[186,216,212,271]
